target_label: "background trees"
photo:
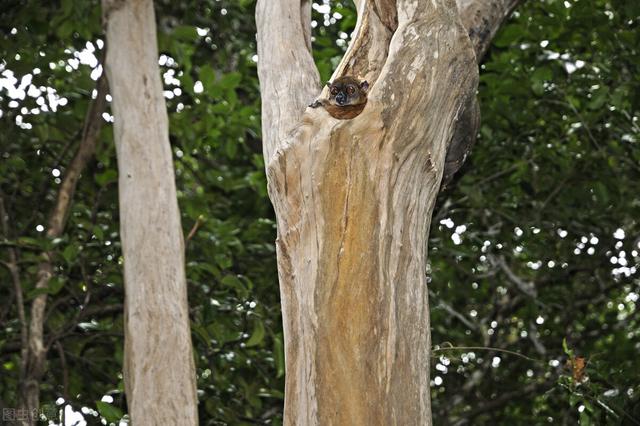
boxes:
[0,0,638,425]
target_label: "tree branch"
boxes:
[457,0,525,62]
[488,254,538,297]
[21,66,108,419]
[54,341,70,402]
[255,0,320,163]
[0,191,29,407]
[0,303,123,357]
[452,378,555,425]
[430,289,479,331]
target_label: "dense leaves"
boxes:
[0,0,638,425]
[430,0,640,423]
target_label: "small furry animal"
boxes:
[309,76,369,120]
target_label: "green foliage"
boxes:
[430,0,640,423]
[0,0,638,425]
[95,400,124,423]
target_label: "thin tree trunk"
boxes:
[103,0,198,424]
[257,0,521,424]
[15,69,108,426]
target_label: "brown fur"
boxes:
[309,76,369,120]
[323,102,367,120]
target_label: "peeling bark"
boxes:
[103,0,198,424]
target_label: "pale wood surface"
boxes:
[103,0,198,423]
[256,0,520,424]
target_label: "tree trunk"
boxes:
[16,63,108,426]
[103,0,198,424]
[256,0,519,424]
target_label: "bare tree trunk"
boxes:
[257,0,520,424]
[103,0,198,424]
[14,69,108,426]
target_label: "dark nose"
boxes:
[336,92,347,106]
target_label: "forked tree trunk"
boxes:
[256,0,519,424]
[103,0,198,424]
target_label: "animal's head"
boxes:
[327,76,369,106]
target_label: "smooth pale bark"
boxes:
[257,0,521,424]
[103,0,197,424]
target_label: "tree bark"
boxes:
[14,66,108,426]
[457,0,522,61]
[103,0,198,424]
[257,0,520,424]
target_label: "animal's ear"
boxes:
[360,80,369,91]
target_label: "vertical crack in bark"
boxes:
[333,135,355,286]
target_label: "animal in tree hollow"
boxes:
[309,76,369,120]
[309,75,478,190]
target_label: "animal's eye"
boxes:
[346,85,355,95]
[330,87,339,95]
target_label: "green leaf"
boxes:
[192,323,212,347]
[579,409,593,426]
[92,225,104,241]
[16,237,44,249]
[96,401,123,423]
[588,87,608,110]
[219,72,242,89]
[566,95,581,109]
[562,338,573,357]
[7,157,27,171]
[95,169,118,187]
[214,253,233,269]
[593,182,609,204]
[172,25,198,42]
[199,65,216,92]
[225,139,237,159]
[531,67,551,96]
[62,244,79,264]
[221,274,248,297]
[56,20,74,39]
[274,334,285,378]
[531,80,544,96]
[48,277,65,295]
[245,319,265,347]
[493,25,522,47]
[26,276,64,299]
[532,66,552,83]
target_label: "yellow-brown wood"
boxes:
[256,0,521,424]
